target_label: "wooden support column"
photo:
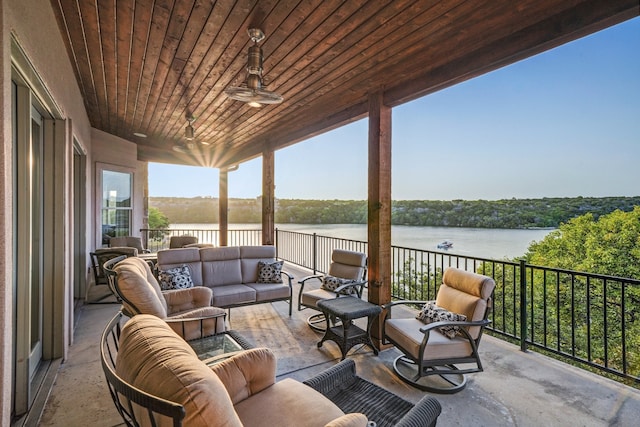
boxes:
[262,150,275,245]
[367,91,392,348]
[219,169,229,246]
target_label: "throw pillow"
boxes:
[257,260,284,283]
[321,275,358,296]
[158,265,194,290]
[416,301,467,339]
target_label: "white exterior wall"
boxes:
[0,0,146,424]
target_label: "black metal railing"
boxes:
[140,228,262,251]
[275,229,367,274]
[140,226,639,385]
[276,228,640,386]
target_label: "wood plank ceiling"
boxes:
[51,0,637,168]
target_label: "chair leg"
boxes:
[306,312,343,333]
[307,313,327,332]
[393,355,467,394]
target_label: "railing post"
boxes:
[519,259,528,352]
[313,233,317,274]
[275,228,279,258]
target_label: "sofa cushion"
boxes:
[240,246,277,283]
[201,247,243,286]
[116,314,243,427]
[248,283,291,302]
[157,264,194,290]
[114,258,167,317]
[156,248,203,286]
[234,378,346,427]
[210,284,256,307]
[257,260,283,283]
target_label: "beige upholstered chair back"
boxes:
[109,236,145,252]
[169,235,198,248]
[328,249,367,281]
[116,314,243,426]
[113,257,168,317]
[436,268,496,339]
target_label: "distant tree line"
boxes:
[149,196,640,229]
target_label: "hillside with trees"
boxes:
[150,196,640,229]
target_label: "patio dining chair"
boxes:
[169,235,198,248]
[109,236,150,253]
[383,267,495,393]
[298,249,367,331]
[88,247,138,303]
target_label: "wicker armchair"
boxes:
[303,359,441,427]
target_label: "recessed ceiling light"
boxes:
[133,132,147,138]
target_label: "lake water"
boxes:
[172,223,554,260]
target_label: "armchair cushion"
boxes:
[162,286,212,314]
[321,276,357,295]
[385,318,474,360]
[209,347,276,404]
[114,258,168,317]
[158,264,194,290]
[116,314,243,426]
[257,260,284,284]
[324,413,369,427]
[234,378,348,427]
[416,301,467,339]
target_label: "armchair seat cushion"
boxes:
[385,318,473,361]
[301,288,344,308]
[234,378,346,427]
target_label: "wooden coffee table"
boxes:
[316,297,382,360]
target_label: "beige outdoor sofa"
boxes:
[156,245,293,315]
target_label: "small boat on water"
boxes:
[437,240,453,250]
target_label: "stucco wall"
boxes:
[1,0,93,424]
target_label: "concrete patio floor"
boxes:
[37,263,640,426]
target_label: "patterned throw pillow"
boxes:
[257,260,284,283]
[416,301,467,339]
[321,275,358,296]
[158,265,194,290]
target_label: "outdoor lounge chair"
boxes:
[383,267,495,393]
[103,256,226,340]
[101,312,442,427]
[298,249,368,331]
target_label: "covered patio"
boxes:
[3,0,639,425]
[40,263,640,426]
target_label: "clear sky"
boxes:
[149,17,640,201]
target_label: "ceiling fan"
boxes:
[224,28,283,108]
[172,115,211,153]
